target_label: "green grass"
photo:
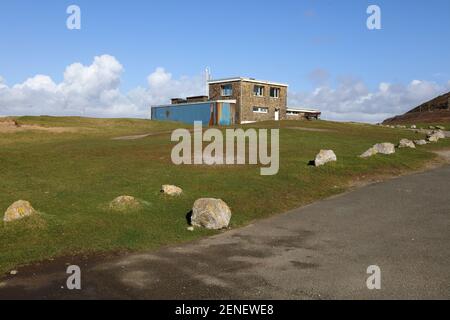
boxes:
[1,117,450,273]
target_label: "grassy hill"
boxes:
[384,91,450,127]
[1,116,449,274]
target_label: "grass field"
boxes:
[1,116,449,274]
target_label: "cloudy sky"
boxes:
[1,0,449,122]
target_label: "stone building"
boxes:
[208,77,288,124]
[151,76,320,126]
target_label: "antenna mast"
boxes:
[205,67,211,97]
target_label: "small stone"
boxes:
[360,147,378,158]
[187,227,194,232]
[314,150,337,167]
[109,196,141,212]
[414,140,428,146]
[161,185,183,196]
[436,126,446,130]
[398,139,416,149]
[10,270,18,275]
[3,200,37,222]
[411,125,417,129]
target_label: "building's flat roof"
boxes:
[208,77,289,87]
[287,107,321,113]
[152,100,237,108]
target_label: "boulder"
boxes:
[374,143,396,155]
[360,143,396,158]
[414,140,428,146]
[429,126,436,130]
[4,200,37,222]
[436,126,446,130]
[109,196,141,211]
[191,198,231,230]
[427,131,445,143]
[314,150,337,167]
[432,130,446,139]
[161,185,183,196]
[360,147,378,158]
[398,139,416,149]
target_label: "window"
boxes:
[270,87,280,98]
[253,85,265,97]
[221,84,233,96]
[253,106,268,113]
[287,110,300,116]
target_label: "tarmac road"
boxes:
[1,164,450,300]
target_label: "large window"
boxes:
[270,87,280,98]
[253,85,265,97]
[221,84,233,96]
[253,106,268,113]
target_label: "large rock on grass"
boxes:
[374,143,396,155]
[398,139,416,149]
[314,150,337,167]
[360,143,396,158]
[427,131,445,143]
[161,185,183,196]
[191,198,231,230]
[4,200,37,222]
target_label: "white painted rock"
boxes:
[161,185,183,196]
[4,200,37,222]
[374,143,396,155]
[191,198,231,230]
[414,140,428,146]
[109,196,141,211]
[398,139,416,149]
[314,150,337,167]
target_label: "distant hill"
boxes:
[383,91,450,125]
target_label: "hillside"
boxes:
[384,91,450,125]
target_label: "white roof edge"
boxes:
[208,77,289,87]
[287,107,321,113]
[152,100,237,108]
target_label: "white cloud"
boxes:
[0,55,204,118]
[289,76,450,123]
[0,56,448,123]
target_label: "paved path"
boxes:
[1,165,450,300]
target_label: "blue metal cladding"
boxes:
[151,102,234,126]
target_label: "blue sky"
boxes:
[1,0,449,121]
